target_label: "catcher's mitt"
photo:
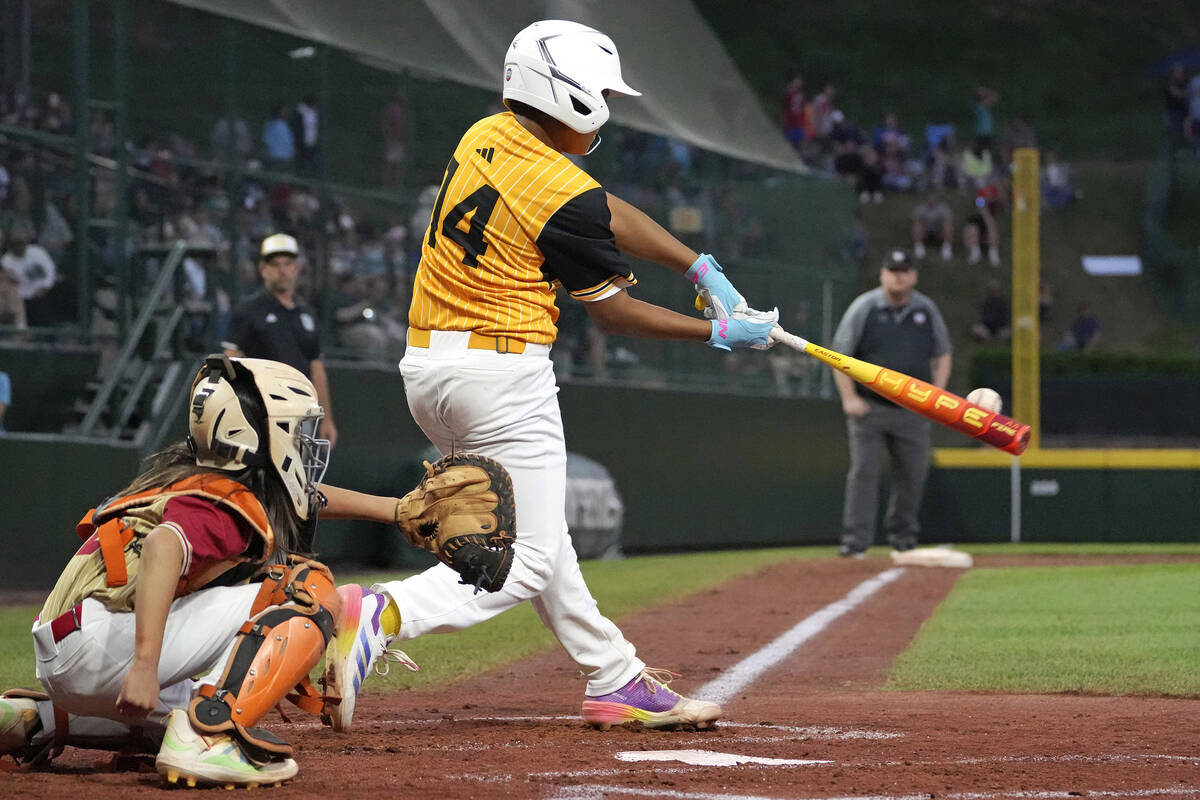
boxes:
[394,453,516,593]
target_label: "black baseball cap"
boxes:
[882,249,913,270]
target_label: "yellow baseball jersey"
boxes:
[410,112,636,344]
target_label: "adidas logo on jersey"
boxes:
[474,146,495,164]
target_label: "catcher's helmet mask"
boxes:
[187,354,330,520]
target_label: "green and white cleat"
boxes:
[155,709,297,788]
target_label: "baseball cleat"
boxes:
[155,709,297,788]
[582,668,722,730]
[0,695,40,756]
[321,584,417,732]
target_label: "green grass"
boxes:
[0,548,820,694]
[0,606,39,693]
[961,541,1200,557]
[341,548,822,691]
[887,562,1200,695]
[6,545,1197,697]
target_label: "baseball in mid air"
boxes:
[966,387,1003,414]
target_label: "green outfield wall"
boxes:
[925,451,1200,543]
[2,362,1196,590]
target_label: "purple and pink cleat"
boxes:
[581,668,722,730]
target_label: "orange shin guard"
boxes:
[188,563,337,759]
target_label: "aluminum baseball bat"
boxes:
[768,326,1031,455]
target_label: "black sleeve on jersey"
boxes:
[536,186,631,293]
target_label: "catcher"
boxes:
[0,354,514,788]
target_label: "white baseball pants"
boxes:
[30,583,260,739]
[377,330,643,695]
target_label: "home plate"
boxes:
[615,749,832,767]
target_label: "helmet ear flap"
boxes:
[189,354,269,471]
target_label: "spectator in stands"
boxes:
[970,86,999,150]
[873,112,908,154]
[910,191,954,261]
[1165,62,1189,147]
[970,279,1011,341]
[262,103,296,171]
[1041,150,1079,211]
[857,144,884,204]
[961,139,994,188]
[781,75,807,150]
[0,369,9,432]
[210,113,252,164]
[330,272,393,360]
[38,197,73,263]
[0,174,35,237]
[1,226,59,326]
[180,252,214,351]
[293,95,320,174]
[809,83,838,145]
[380,89,408,187]
[1000,114,1038,165]
[40,92,72,135]
[880,138,914,192]
[89,108,116,156]
[831,112,866,182]
[927,129,964,191]
[0,265,26,331]
[963,181,1002,267]
[1061,301,1101,350]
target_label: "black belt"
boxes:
[48,603,83,643]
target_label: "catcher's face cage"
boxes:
[296,412,330,515]
[189,355,330,521]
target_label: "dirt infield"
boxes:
[7,555,1200,798]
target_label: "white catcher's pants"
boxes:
[30,583,260,740]
[376,330,643,695]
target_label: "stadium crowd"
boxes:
[5,53,1195,407]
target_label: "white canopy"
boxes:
[163,0,807,173]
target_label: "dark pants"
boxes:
[841,402,931,552]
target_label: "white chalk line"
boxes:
[544,786,1200,800]
[452,751,1197,784]
[614,749,832,767]
[697,568,906,706]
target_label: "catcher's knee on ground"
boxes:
[188,559,337,760]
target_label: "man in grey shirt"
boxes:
[831,249,952,557]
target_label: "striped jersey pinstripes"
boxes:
[409,112,602,345]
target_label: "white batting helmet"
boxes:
[502,19,641,134]
[187,355,329,520]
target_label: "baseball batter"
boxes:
[322,19,777,732]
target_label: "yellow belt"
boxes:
[407,328,527,354]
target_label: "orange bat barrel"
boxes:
[870,368,1031,455]
[804,344,1031,455]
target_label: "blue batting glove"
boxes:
[707,312,778,351]
[685,254,746,319]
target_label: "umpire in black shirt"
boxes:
[223,233,339,446]
[830,249,951,557]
